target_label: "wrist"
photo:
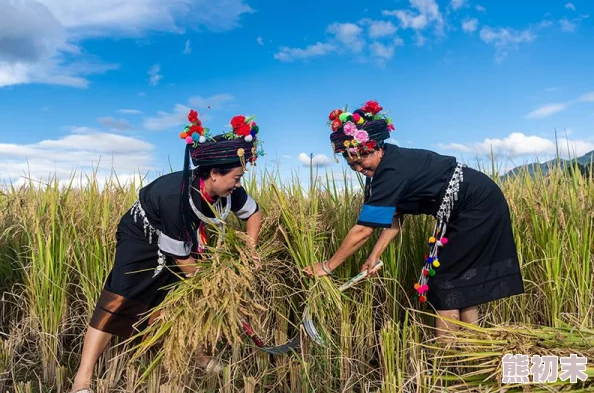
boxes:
[185,268,198,278]
[322,260,335,275]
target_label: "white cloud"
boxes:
[256,36,264,45]
[525,103,568,119]
[275,19,402,64]
[578,92,594,102]
[148,64,162,86]
[367,21,398,39]
[565,3,576,11]
[382,0,445,37]
[0,0,253,88]
[327,23,365,52]
[560,18,577,32]
[462,18,478,33]
[479,26,536,63]
[559,15,589,32]
[144,104,191,131]
[439,132,594,158]
[0,131,154,185]
[189,94,235,110]
[117,109,143,115]
[98,116,134,130]
[143,94,234,131]
[298,153,333,167]
[183,39,191,54]
[524,91,594,118]
[383,10,427,30]
[476,5,486,12]
[70,126,100,134]
[274,42,337,62]
[450,0,466,10]
[38,0,253,34]
[370,41,396,60]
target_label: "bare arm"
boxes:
[175,255,199,277]
[368,214,404,261]
[245,209,263,247]
[303,224,375,277]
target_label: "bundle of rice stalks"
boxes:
[127,226,302,384]
[418,314,594,392]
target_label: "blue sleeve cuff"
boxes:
[356,204,396,228]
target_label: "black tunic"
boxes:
[357,144,524,310]
[90,171,259,338]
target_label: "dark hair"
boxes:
[195,165,234,180]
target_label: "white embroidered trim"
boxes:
[158,232,192,258]
[131,200,167,278]
[234,195,257,220]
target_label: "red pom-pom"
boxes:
[331,119,342,131]
[190,124,204,135]
[329,109,343,121]
[231,115,246,129]
[235,124,251,137]
[419,295,427,303]
[361,100,383,115]
[188,109,198,123]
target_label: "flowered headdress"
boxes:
[181,111,262,168]
[328,100,395,159]
[179,110,264,247]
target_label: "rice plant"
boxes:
[0,158,592,392]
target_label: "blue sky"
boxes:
[1,0,593,187]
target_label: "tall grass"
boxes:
[0,159,592,392]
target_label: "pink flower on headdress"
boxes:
[354,130,369,143]
[343,121,358,136]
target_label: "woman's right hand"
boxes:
[303,262,331,277]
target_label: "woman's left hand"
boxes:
[360,256,382,276]
[248,248,262,273]
[303,262,330,277]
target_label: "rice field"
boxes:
[0,159,593,392]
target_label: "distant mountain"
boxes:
[502,150,594,180]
